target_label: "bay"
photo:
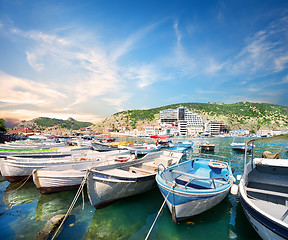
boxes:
[0,136,287,240]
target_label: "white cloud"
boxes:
[0,71,67,105]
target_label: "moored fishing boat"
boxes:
[124,143,161,155]
[1,149,130,182]
[87,150,183,209]
[238,134,288,240]
[200,142,215,151]
[169,141,193,148]
[32,150,132,194]
[231,142,252,152]
[156,157,234,222]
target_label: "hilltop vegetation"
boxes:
[92,102,288,133]
[15,117,93,131]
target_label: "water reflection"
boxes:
[86,189,160,239]
[3,181,40,209]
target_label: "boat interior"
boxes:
[245,158,288,224]
[98,151,182,177]
[164,159,230,190]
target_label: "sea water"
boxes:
[0,137,287,240]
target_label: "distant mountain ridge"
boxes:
[91,102,288,133]
[9,102,288,134]
[14,117,93,131]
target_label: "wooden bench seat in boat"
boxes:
[102,168,143,177]
[245,186,288,199]
[129,166,155,175]
[248,169,288,188]
[172,170,214,189]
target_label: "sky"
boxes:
[0,0,288,126]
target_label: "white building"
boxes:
[204,121,221,136]
[159,107,203,136]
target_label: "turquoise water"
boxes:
[0,137,287,240]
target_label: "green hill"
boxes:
[92,102,288,133]
[16,117,93,131]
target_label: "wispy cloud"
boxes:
[0,71,67,105]
[228,15,288,75]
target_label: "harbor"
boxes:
[0,136,287,239]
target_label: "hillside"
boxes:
[15,117,93,132]
[91,102,288,133]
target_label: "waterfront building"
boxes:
[187,126,204,136]
[144,126,163,136]
[160,107,203,127]
[204,121,221,136]
[160,107,203,135]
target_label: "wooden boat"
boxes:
[169,141,193,148]
[32,150,132,194]
[0,150,129,182]
[124,143,161,155]
[231,142,252,152]
[91,141,118,151]
[87,150,183,209]
[200,142,215,151]
[238,134,288,240]
[156,157,234,222]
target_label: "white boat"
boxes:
[87,150,183,209]
[169,141,193,148]
[231,142,252,152]
[0,150,129,182]
[124,143,161,155]
[32,150,132,194]
[238,134,288,240]
[156,157,233,222]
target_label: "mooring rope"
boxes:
[145,183,175,240]
[51,171,88,240]
[5,173,33,192]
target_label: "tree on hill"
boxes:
[0,118,7,134]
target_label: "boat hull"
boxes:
[200,145,215,151]
[33,169,85,194]
[239,184,288,240]
[157,182,230,222]
[87,171,156,208]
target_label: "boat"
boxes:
[169,141,194,148]
[167,146,188,153]
[200,142,215,151]
[156,157,234,222]
[91,141,118,151]
[238,134,288,240]
[0,150,129,182]
[87,150,183,209]
[124,143,161,155]
[231,142,252,152]
[32,150,133,194]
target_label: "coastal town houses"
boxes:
[8,127,40,136]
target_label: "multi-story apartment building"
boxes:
[159,107,203,135]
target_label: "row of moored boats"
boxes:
[0,135,288,239]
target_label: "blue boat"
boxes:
[156,158,234,222]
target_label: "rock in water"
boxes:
[35,214,66,240]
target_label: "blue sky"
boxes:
[0,0,288,124]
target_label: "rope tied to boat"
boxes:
[51,171,88,240]
[145,182,175,240]
[5,173,33,193]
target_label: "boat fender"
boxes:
[78,157,88,161]
[230,184,238,195]
[115,156,130,162]
[208,161,227,169]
